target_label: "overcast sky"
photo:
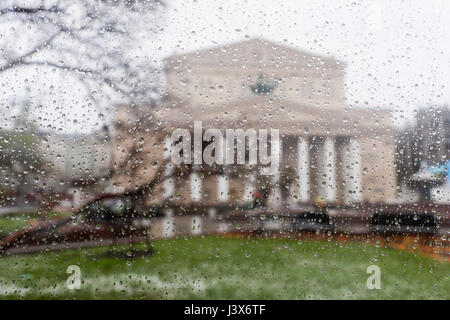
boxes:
[3,0,450,132]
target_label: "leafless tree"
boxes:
[0,0,165,109]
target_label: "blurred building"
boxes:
[112,39,397,206]
[397,105,450,203]
[397,106,450,181]
[40,127,113,186]
[418,106,450,162]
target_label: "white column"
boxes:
[163,163,175,199]
[297,136,310,202]
[217,174,229,202]
[191,215,202,236]
[190,169,202,202]
[244,173,256,202]
[163,137,175,200]
[324,137,337,203]
[163,216,175,238]
[288,183,297,207]
[343,138,362,204]
[268,138,282,208]
[268,173,282,208]
[70,188,82,209]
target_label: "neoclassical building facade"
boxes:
[112,39,397,208]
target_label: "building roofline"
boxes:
[163,37,346,69]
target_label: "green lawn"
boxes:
[0,211,70,236]
[0,236,448,299]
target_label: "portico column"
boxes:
[324,137,337,203]
[268,173,282,208]
[190,166,202,202]
[163,164,175,199]
[163,137,175,200]
[297,136,310,202]
[217,174,229,202]
[343,138,362,204]
[268,138,282,208]
[244,173,256,202]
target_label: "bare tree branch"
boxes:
[0,6,60,16]
[21,60,133,96]
[0,0,166,117]
[0,30,63,72]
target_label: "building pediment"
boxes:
[163,38,347,110]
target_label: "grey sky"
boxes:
[2,0,450,132]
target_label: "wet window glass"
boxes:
[0,0,448,302]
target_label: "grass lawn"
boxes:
[0,211,70,236]
[0,236,448,299]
